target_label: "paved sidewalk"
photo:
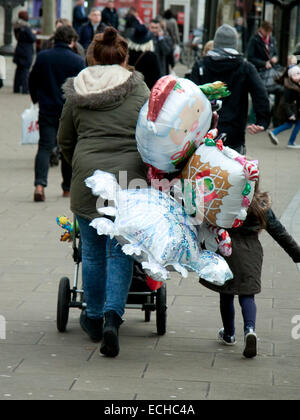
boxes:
[1,86,300,400]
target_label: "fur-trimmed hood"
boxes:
[284,76,300,94]
[63,65,144,110]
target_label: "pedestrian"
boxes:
[163,9,180,47]
[101,0,119,30]
[29,25,85,202]
[247,21,278,73]
[72,0,88,34]
[13,10,36,94]
[158,16,176,74]
[148,18,172,76]
[58,27,149,357]
[79,8,106,50]
[200,181,300,358]
[41,18,85,60]
[234,16,246,53]
[39,18,85,168]
[247,21,282,95]
[128,24,161,90]
[268,64,300,149]
[123,7,142,39]
[189,24,270,154]
[163,9,180,72]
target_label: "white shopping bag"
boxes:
[21,103,39,145]
[173,44,181,64]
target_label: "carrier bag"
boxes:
[21,103,39,145]
[259,65,284,94]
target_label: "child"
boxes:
[268,63,300,148]
[199,182,300,358]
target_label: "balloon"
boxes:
[136,76,213,173]
[181,136,259,229]
[85,170,233,286]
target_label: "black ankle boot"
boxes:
[80,310,103,343]
[100,310,123,357]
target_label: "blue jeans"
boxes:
[220,294,257,336]
[76,215,133,320]
[273,121,300,145]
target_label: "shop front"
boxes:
[94,0,159,25]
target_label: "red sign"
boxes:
[177,11,184,25]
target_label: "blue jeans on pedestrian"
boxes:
[220,294,257,336]
[273,120,300,145]
[76,215,133,320]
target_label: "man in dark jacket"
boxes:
[72,0,88,34]
[149,19,172,76]
[79,8,106,50]
[13,10,36,94]
[101,1,119,29]
[247,21,278,73]
[29,25,85,202]
[189,24,270,154]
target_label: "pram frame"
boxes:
[56,216,167,335]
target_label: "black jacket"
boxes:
[128,50,161,90]
[123,15,140,38]
[151,34,172,76]
[13,22,36,68]
[200,209,300,295]
[29,43,85,116]
[247,33,278,72]
[101,7,119,29]
[79,21,107,50]
[189,53,270,148]
[73,5,88,34]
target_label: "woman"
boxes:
[123,7,141,39]
[13,10,36,94]
[58,27,149,357]
[128,24,161,89]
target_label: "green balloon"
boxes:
[205,138,216,147]
[242,182,251,196]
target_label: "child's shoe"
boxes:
[218,328,236,346]
[268,130,279,145]
[243,328,257,358]
[287,144,300,149]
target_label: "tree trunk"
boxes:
[42,0,56,35]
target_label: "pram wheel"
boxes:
[57,277,71,332]
[156,283,167,335]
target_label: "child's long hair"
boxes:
[247,179,271,231]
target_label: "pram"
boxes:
[56,216,167,336]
